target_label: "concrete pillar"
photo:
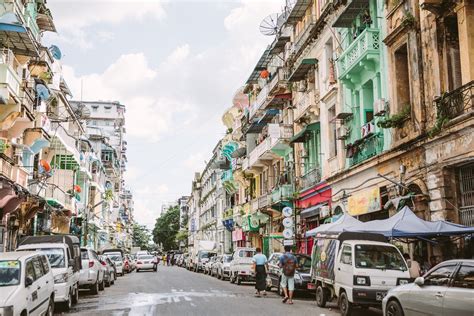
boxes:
[456,0,474,84]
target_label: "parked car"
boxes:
[204,256,218,275]
[124,255,135,273]
[229,247,256,285]
[79,248,105,294]
[136,254,157,272]
[17,235,81,310]
[210,255,221,277]
[0,251,55,316]
[266,252,312,295]
[99,256,116,287]
[195,250,217,273]
[102,249,124,276]
[216,254,233,280]
[382,259,474,316]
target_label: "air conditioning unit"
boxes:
[374,98,386,116]
[361,122,375,138]
[336,126,349,140]
[320,205,330,218]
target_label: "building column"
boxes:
[456,0,474,84]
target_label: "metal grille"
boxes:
[459,164,474,226]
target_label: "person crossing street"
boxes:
[279,245,297,305]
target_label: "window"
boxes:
[91,106,98,112]
[104,106,112,113]
[354,244,407,271]
[458,164,474,226]
[35,248,65,268]
[453,265,474,289]
[50,154,78,170]
[0,260,20,286]
[394,44,411,113]
[81,249,89,260]
[32,257,44,279]
[40,255,50,274]
[341,245,352,265]
[328,106,337,158]
[25,260,36,281]
[425,265,457,286]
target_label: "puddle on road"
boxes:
[69,291,237,314]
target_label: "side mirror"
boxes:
[69,259,75,267]
[414,277,425,286]
[25,276,34,287]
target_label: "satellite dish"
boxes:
[35,84,50,101]
[49,45,62,60]
[259,13,284,36]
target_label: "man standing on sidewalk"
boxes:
[279,245,297,305]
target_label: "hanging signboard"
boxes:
[347,187,381,216]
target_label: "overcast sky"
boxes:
[44,0,285,229]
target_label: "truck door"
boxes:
[335,244,353,294]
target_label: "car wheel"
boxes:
[62,290,72,311]
[236,275,242,285]
[72,286,79,304]
[339,291,353,316]
[90,279,99,295]
[46,297,54,316]
[99,278,105,291]
[137,269,140,272]
[316,285,327,307]
[386,299,404,316]
[111,273,115,285]
[105,274,111,287]
[230,273,235,284]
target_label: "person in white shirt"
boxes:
[403,253,421,279]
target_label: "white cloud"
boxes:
[183,153,205,171]
[47,0,166,49]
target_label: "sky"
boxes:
[44,0,286,229]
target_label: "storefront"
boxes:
[296,182,332,254]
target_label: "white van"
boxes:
[0,251,55,316]
[17,235,81,311]
[311,232,410,316]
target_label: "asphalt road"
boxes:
[56,265,383,316]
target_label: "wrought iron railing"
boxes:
[459,206,474,227]
[271,184,294,202]
[299,167,322,191]
[349,133,384,166]
[434,80,474,121]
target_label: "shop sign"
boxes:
[347,187,381,216]
[283,239,294,246]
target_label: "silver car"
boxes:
[383,259,474,316]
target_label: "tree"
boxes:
[152,206,180,251]
[132,223,150,250]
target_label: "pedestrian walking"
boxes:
[279,245,297,305]
[167,253,171,266]
[162,254,167,266]
[252,247,268,297]
[403,253,421,280]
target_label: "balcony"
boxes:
[249,85,269,119]
[0,156,26,187]
[434,80,474,123]
[0,49,22,104]
[271,184,294,203]
[348,133,384,166]
[258,194,270,209]
[293,90,319,121]
[251,198,259,212]
[285,0,313,25]
[292,15,317,59]
[299,167,322,191]
[337,28,381,80]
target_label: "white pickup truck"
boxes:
[229,247,256,285]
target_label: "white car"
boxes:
[103,251,124,276]
[136,255,157,272]
[204,256,217,275]
[79,248,105,294]
[17,236,81,311]
[216,254,232,280]
[0,251,55,316]
[383,259,474,316]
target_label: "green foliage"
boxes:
[428,92,453,138]
[176,230,189,242]
[401,12,415,28]
[377,105,411,129]
[152,205,180,251]
[132,223,150,250]
[104,189,114,201]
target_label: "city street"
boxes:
[57,266,382,316]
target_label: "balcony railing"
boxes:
[267,67,289,96]
[251,198,259,212]
[337,28,380,79]
[434,80,474,122]
[271,184,294,202]
[249,85,269,119]
[0,156,14,181]
[258,194,270,209]
[0,49,22,102]
[293,90,318,120]
[349,133,384,166]
[299,167,322,191]
[459,206,474,227]
[293,15,317,57]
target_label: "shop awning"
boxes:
[344,206,474,238]
[288,58,318,82]
[46,198,65,209]
[306,213,362,237]
[290,122,320,143]
[300,205,321,219]
[0,13,39,57]
[246,46,272,84]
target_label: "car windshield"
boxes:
[139,255,154,260]
[224,256,232,263]
[199,252,213,259]
[81,250,89,259]
[240,250,255,258]
[37,248,66,268]
[355,244,407,271]
[296,255,311,271]
[0,260,20,287]
[106,254,122,261]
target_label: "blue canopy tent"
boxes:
[306,213,363,237]
[343,206,474,238]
